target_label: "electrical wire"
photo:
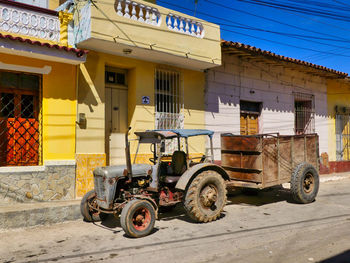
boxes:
[158,0,350,59]
[238,0,350,22]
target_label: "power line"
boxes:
[333,0,350,8]
[219,23,350,45]
[238,0,350,22]
[220,27,350,58]
[158,0,350,58]
[203,0,350,39]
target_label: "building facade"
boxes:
[206,41,348,171]
[56,0,222,196]
[0,0,86,203]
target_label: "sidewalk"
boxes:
[0,200,81,230]
[319,171,350,183]
[1,172,349,231]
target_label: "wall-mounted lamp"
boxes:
[76,113,87,128]
[123,48,132,55]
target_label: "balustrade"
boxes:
[166,14,204,38]
[115,0,161,26]
[0,3,60,42]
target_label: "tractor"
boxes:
[81,128,229,238]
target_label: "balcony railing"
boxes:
[114,0,204,38]
[115,0,161,26]
[0,0,60,42]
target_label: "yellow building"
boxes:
[56,0,222,196]
[327,78,350,173]
[0,0,86,203]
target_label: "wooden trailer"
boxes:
[221,133,320,203]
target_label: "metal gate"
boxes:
[336,114,350,161]
[0,71,41,166]
[155,68,184,130]
[294,92,315,135]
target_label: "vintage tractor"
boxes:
[81,128,229,238]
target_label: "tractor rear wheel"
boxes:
[80,190,107,222]
[121,199,156,238]
[184,171,227,223]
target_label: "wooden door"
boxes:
[240,113,259,135]
[0,91,39,166]
[106,87,128,165]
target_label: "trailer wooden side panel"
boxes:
[221,133,319,188]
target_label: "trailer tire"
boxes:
[81,190,108,222]
[291,163,319,204]
[121,199,156,238]
[184,170,227,223]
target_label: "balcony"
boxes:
[71,0,221,70]
[0,0,60,43]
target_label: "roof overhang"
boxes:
[0,35,87,65]
[76,38,218,71]
[221,41,348,79]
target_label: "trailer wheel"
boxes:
[121,199,156,238]
[184,171,227,223]
[80,190,108,222]
[291,163,319,204]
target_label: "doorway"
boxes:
[240,100,261,135]
[105,67,128,165]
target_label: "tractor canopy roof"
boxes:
[134,129,214,143]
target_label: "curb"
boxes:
[0,200,81,230]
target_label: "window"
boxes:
[294,92,315,135]
[336,107,350,161]
[240,101,261,135]
[105,67,127,86]
[0,71,41,166]
[155,69,183,129]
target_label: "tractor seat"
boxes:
[163,176,181,184]
[162,151,187,184]
[171,150,187,176]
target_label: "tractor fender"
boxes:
[175,163,230,191]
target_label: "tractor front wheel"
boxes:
[121,199,156,238]
[80,190,107,222]
[184,171,227,223]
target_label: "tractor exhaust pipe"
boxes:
[125,127,132,182]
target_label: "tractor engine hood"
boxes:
[93,164,152,210]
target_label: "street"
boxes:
[1,177,350,263]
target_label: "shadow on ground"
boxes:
[95,185,294,232]
[319,249,350,263]
[226,185,294,207]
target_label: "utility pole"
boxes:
[194,0,198,16]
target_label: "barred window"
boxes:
[0,71,41,166]
[294,92,315,135]
[155,68,184,129]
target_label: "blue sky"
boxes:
[157,0,350,74]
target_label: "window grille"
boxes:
[294,92,315,135]
[336,112,350,161]
[0,71,41,166]
[155,68,184,130]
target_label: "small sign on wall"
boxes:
[142,96,150,105]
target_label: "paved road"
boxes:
[1,178,350,263]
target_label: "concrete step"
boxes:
[0,200,81,230]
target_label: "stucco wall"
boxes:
[1,53,77,162]
[76,51,206,195]
[0,53,77,202]
[206,54,329,160]
[327,79,350,161]
[77,51,206,156]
